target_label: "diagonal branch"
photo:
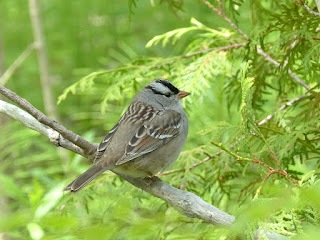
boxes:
[256,48,310,90]
[0,100,87,157]
[0,86,234,226]
[257,93,310,126]
[0,43,36,86]
[159,151,221,176]
[203,0,248,40]
[301,2,320,16]
[150,43,246,69]
[0,84,96,156]
[203,0,311,91]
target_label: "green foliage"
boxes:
[1,0,320,239]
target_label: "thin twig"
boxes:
[155,43,246,68]
[184,42,246,58]
[203,0,311,91]
[203,0,248,40]
[254,170,277,199]
[238,177,261,202]
[211,141,251,161]
[258,93,310,126]
[211,141,297,188]
[0,43,36,85]
[301,3,320,16]
[158,151,222,176]
[82,43,247,79]
[256,48,310,91]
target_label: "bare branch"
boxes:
[0,43,36,85]
[256,48,310,91]
[203,0,248,40]
[0,84,96,155]
[301,2,320,16]
[317,0,320,13]
[159,151,222,176]
[182,42,246,59]
[0,100,87,157]
[153,43,246,68]
[203,0,311,91]
[29,0,57,119]
[117,175,235,225]
[258,93,310,126]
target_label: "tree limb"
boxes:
[0,84,96,156]
[301,2,320,16]
[0,100,87,157]
[0,85,235,226]
[117,175,235,225]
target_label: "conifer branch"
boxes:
[256,48,310,90]
[151,43,246,68]
[158,151,222,176]
[210,141,298,192]
[203,0,311,91]
[203,0,248,40]
[162,92,310,176]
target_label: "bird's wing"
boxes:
[115,109,182,165]
[94,101,159,162]
[94,122,121,162]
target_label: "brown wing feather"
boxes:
[116,110,181,165]
[94,122,120,162]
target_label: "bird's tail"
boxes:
[64,165,107,193]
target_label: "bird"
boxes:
[64,79,190,193]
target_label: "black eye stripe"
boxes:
[146,86,172,97]
[152,88,163,95]
[145,86,163,95]
[155,79,179,94]
[145,79,179,97]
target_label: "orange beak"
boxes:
[178,90,190,99]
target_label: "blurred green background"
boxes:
[1,0,320,239]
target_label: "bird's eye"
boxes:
[164,92,171,98]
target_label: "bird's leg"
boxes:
[144,172,160,187]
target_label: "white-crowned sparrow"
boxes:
[64,79,189,193]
